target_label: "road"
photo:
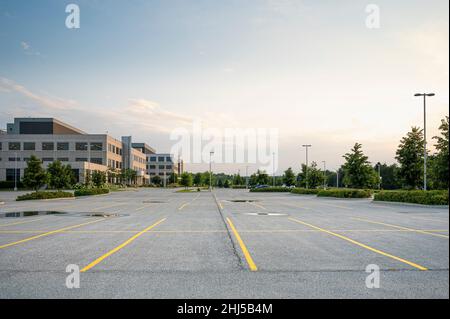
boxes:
[0,188,448,298]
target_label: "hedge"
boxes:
[231,185,248,189]
[74,188,110,197]
[250,187,291,192]
[16,191,74,201]
[317,189,373,198]
[374,190,449,205]
[290,188,320,195]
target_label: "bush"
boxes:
[250,187,291,192]
[317,189,373,198]
[374,190,449,205]
[74,188,110,197]
[290,188,320,195]
[16,191,74,201]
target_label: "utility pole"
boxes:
[14,152,18,191]
[302,145,312,189]
[336,169,339,188]
[245,165,249,189]
[414,93,435,191]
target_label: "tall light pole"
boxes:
[245,165,249,189]
[336,169,339,188]
[302,145,312,189]
[414,93,435,191]
[14,152,18,191]
[209,151,214,191]
[322,161,326,189]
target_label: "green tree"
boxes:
[395,127,424,189]
[169,172,178,184]
[342,143,378,189]
[193,173,203,186]
[305,162,325,189]
[374,163,401,190]
[151,175,162,186]
[431,116,449,189]
[256,170,269,185]
[223,179,231,188]
[232,174,243,186]
[296,164,307,188]
[23,155,48,191]
[47,160,72,190]
[283,167,296,186]
[180,172,193,188]
[92,170,106,188]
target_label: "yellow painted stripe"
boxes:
[0,217,45,227]
[81,218,166,272]
[0,218,105,249]
[178,202,189,210]
[219,202,224,210]
[352,217,449,239]
[289,217,428,271]
[226,218,258,271]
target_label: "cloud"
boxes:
[0,77,77,110]
[20,41,41,56]
[20,41,30,50]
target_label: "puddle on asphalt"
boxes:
[242,212,289,216]
[227,199,260,203]
[0,211,126,218]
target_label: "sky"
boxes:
[0,0,448,174]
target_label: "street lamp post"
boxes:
[245,165,249,189]
[336,169,339,188]
[414,93,435,191]
[209,151,214,191]
[302,145,312,189]
[272,152,275,187]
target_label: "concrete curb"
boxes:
[371,200,449,209]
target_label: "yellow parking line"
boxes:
[352,217,449,239]
[0,217,46,227]
[0,218,105,249]
[178,202,189,210]
[289,217,428,271]
[81,218,166,272]
[226,218,258,271]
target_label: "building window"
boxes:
[166,156,172,162]
[90,158,103,165]
[23,142,36,150]
[0,142,2,150]
[75,142,88,151]
[42,142,54,151]
[42,158,54,162]
[166,165,172,169]
[90,142,103,151]
[150,156,156,162]
[57,142,69,151]
[8,142,21,151]
[149,165,156,169]
[76,158,88,162]
[158,156,165,162]
[6,169,20,182]
[159,165,165,169]
[8,157,20,161]
[57,158,69,162]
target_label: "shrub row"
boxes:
[317,189,373,198]
[290,188,320,195]
[16,191,74,201]
[231,185,248,189]
[374,190,449,205]
[74,188,110,197]
[250,187,291,192]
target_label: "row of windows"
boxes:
[146,165,173,170]
[1,157,102,164]
[108,143,122,155]
[133,155,146,164]
[107,159,123,169]
[148,156,172,162]
[149,172,172,176]
[0,141,103,151]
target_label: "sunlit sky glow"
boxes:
[0,0,448,174]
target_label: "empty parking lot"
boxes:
[0,188,448,298]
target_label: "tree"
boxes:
[47,160,72,190]
[431,116,449,189]
[169,172,178,184]
[283,167,296,186]
[92,170,106,188]
[296,164,307,188]
[223,179,231,188]
[342,143,378,189]
[193,173,203,186]
[305,162,325,189]
[180,172,193,188]
[121,168,137,185]
[233,174,243,186]
[64,164,77,187]
[395,127,424,189]
[23,155,48,191]
[256,170,269,185]
[374,163,401,190]
[151,175,162,186]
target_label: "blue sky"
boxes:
[0,0,448,173]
